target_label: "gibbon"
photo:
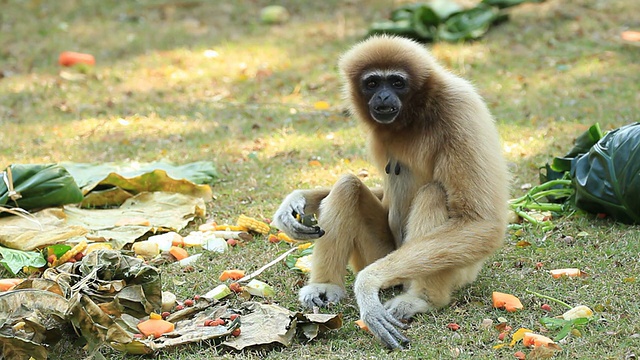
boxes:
[273,35,509,349]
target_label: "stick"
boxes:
[237,247,299,283]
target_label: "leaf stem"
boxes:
[525,289,573,309]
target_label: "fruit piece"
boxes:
[74,252,84,261]
[161,291,177,312]
[245,279,275,297]
[541,304,552,312]
[53,241,88,266]
[47,254,57,264]
[218,269,245,281]
[148,232,182,250]
[184,299,194,307]
[226,238,238,247]
[161,311,170,319]
[84,242,112,254]
[203,284,232,300]
[549,268,583,278]
[522,332,557,348]
[175,305,185,311]
[447,323,461,331]
[561,305,594,320]
[268,234,280,243]
[294,255,313,273]
[513,350,526,359]
[498,332,507,341]
[229,314,240,321]
[0,278,23,291]
[58,51,95,66]
[229,282,243,293]
[354,319,370,332]
[213,318,225,326]
[492,292,524,312]
[194,295,201,301]
[132,241,159,259]
[137,319,175,338]
[169,246,189,261]
[149,312,162,320]
[231,328,241,336]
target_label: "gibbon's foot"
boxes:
[360,303,411,349]
[299,283,346,308]
[384,294,431,321]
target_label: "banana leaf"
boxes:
[437,5,505,42]
[0,164,83,211]
[571,122,640,224]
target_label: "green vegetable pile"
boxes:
[510,122,640,228]
[367,0,544,42]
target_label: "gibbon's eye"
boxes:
[366,79,378,89]
[392,79,405,88]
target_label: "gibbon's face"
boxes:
[360,69,410,124]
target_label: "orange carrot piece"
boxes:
[169,246,189,261]
[354,319,370,332]
[0,279,23,292]
[58,51,95,66]
[492,291,524,312]
[137,318,175,338]
[218,269,245,281]
[522,332,556,347]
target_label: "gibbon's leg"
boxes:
[299,174,395,308]
[383,183,449,320]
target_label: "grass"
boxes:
[1,0,639,359]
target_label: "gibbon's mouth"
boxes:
[371,106,400,123]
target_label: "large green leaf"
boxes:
[1,164,83,211]
[0,246,47,275]
[571,122,640,223]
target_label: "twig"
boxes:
[237,247,299,283]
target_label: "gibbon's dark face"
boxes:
[360,69,410,124]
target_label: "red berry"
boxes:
[214,318,225,326]
[204,319,214,326]
[498,332,507,341]
[184,299,194,307]
[229,314,240,321]
[268,234,280,243]
[535,262,544,269]
[74,252,84,261]
[175,305,185,311]
[229,282,243,293]
[541,304,552,312]
[446,323,461,331]
[194,295,201,301]
[161,311,171,319]
[231,328,241,337]
[67,257,77,263]
[47,254,57,264]
[227,238,238,247]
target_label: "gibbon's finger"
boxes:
[383,310,409,330]
[366,315,409,350]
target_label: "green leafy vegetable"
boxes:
[1,164,83,211]
[0,245,47,275]
[572,122,640,224]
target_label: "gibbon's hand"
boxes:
[272,190,325,240]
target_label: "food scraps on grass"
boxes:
[447,323,461,331]
[522,332,560,349]
[541,304,552,312]
[549,268,585,278]
[229,282,243,293]
[236,214,270,234]
[245,279,275,297]
[203,284,232,300]
[58,51,96,66]
[137,318,175,338]
[513,350,526,359]
[218,269,245,281]
[0,278,23,291]
[561,305,594,320]
[354,319,370,332]
[492,291,524,312]
[169,246,189,261]
[51,240,87,267]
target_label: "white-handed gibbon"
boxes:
[273,35,509,349]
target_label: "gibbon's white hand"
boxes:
[272,190,325,240]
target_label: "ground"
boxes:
[1,0,639,359]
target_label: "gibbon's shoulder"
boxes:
[339,35,438,85]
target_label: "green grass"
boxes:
[1,0,639,359]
